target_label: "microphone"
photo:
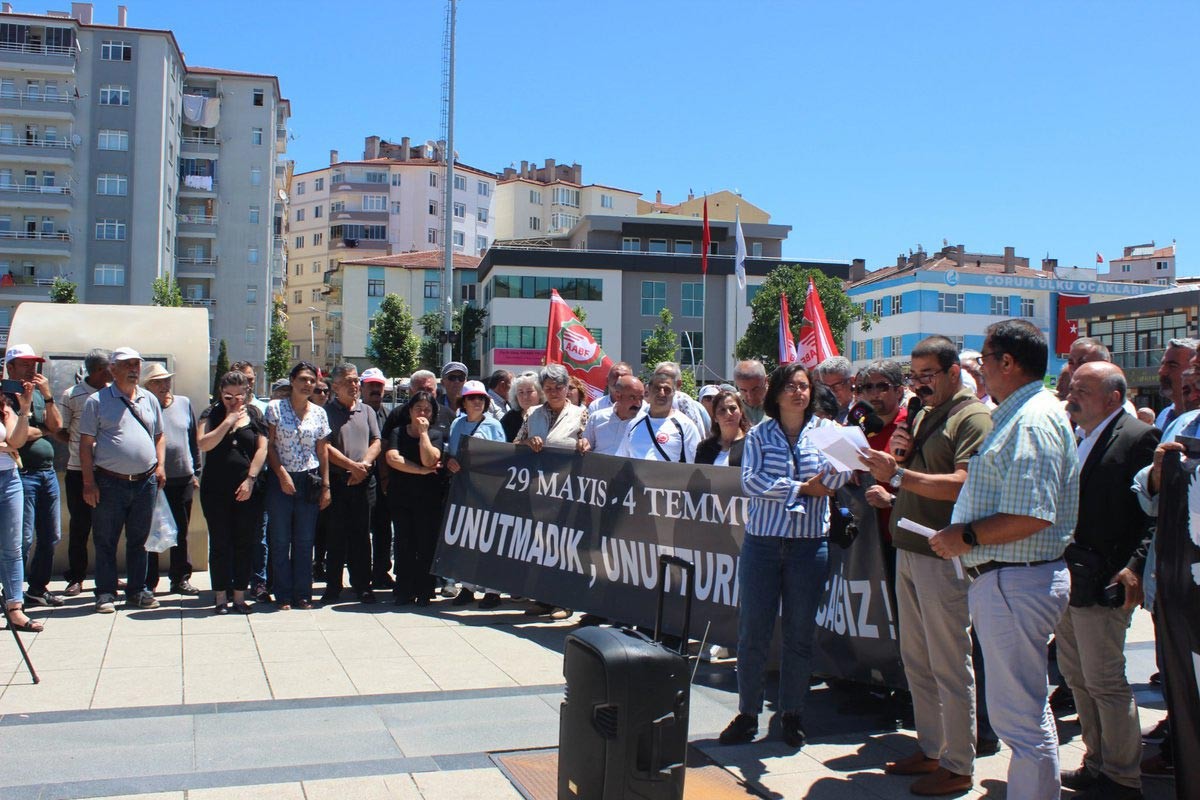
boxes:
[847,399,885,436]
[892,396,924,459]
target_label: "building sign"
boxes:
[492,348,543,366]
[916,270,1155,297]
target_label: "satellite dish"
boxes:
[278,189,288,202]
[71,134,82,146]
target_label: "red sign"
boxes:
[492,348,543,366]
[1056,293,1089,356]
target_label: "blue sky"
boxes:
[116,0,1198,275]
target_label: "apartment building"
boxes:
[286,135,496,364]
[492,158,640,240]
[1099,241,1176,285]
[0,3,287,383]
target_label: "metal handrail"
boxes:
[0,91,75,105]
[181,136,217,146]
[0,136,74,150]
[177,256,217,265]
[0,184,71,195]
[0,41,76,58]
[182,297,216,307]
[177,214,217,225]
[0,230,70,241]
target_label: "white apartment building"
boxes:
[1099,242,1176,285]
[492,159,640,241]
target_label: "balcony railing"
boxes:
[0,90,75,108]
[177,213,217,225]
[0,41,77,59]
[182,297,215,307]
[177,255,217,265]
[0,136,74,150]
[180,136,217,146]
[0,183,70,195]
[0,229,70,241]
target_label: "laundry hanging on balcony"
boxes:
[182,94,220,128]
[183,175,213,191]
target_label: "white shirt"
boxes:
[617,410,699,463]
[584,404,642,456]
[1076,407,1125,473]
[586,393,615,415]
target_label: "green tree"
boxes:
[212,339,229,398]
[416,306,488,375]
[640,307,679,380]
[265,299,290,382]
[572,304,587,325]
[49,276,78,304]
[734,265,875,372]
[151,275,183,307]
[366,294,420,378]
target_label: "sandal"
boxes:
[277,603,292,611]
[5,606,44,633]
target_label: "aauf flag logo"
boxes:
[559,321,602,369]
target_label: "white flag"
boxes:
[734,207,747,291]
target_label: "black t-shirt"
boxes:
[198,404,268,490]
[385,422,444,503]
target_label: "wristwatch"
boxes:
[889,467,905,489]
[961,522,978,547]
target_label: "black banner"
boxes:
[433,439,905,687]
[1155,453,1200,800]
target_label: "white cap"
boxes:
[460,380,488,399]
[110,347,142,363]
[4,343,44,364]
[360,367,385,384]
[698,384,720,400]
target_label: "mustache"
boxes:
[1065,401,1081,414]
[916,386,934,397]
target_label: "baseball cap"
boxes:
[360,367,385,384]
[271,378,290,393]
[698,384,720,400]
[460,380,488,399]
[4,344,44,364]
[441,361,468,378]
[110,347,142,363]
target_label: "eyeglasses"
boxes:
[820,378,849,390]
[312,387,329,395]
[220,394,242,403]
[907,369,946,385]
[782,382,810,394]
[443,374,466,382]
[979,351,1002,362]
[856,381,895,393]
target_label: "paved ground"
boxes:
[0,574,1174,800]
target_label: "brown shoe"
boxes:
[909,767,972,796]
[885,752,940,776]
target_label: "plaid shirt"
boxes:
[952,380,1079,568]
[741,416,852,539]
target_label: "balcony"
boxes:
[180,136,219,156]
[0,229,71,256]
[0,182,72,209]
[0,40,78,71]
[0,135,75,163]
[0,91,75,118]
[176,255,217,279]
[0,275,54,299]
[178,174,217,195]
[176,213,218,237]
[275,127,287,152]
[182,297,215,308]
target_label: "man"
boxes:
[360,367,393,588]
[733,359,768,425]
[617,371,699,462]
[1063,337,1137,417]
[232,361,268,413]
[814,356,855,422]
[861,337,993,797]
[141,363,200,595]
[5,344,63,607]
[485,369,512,419]
[958,350,994,408]
[653,361,710,434]
[1056,362,1158,800]
[1155,338,1197,429]
[930,320,1079,800]
[234,360,270,602]
[57,349,111,596]
[856,360,908,451]
[586,361,633,414]
[322,363,382,604]
[583,375,646,456]
[1055,364,1072,402]
[79,348,166,613]
[439,361,467,414]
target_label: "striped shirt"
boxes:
[741,416,853,539]
[951,380,1079,568]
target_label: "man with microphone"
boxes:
[860,337,994,796]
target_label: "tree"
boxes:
[572,304,587,325]
[366,294,420,378]
[416,305,489,375]
[212,339,229,398]
[151,275,183,307]
[641,307,679,380]
[734,265,875,372]
[265,298,290,382]
[49,276,78,304]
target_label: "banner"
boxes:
[1055,292,1089,356]
[799,276,839,366]
[779,291,798,365]
[433,439,906,688]
[1155,453,1200,799]
[545,289,612,402]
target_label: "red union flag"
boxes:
[798,277,838,368]
[779,291,799,364]
[1056,292,1089,356]
[544,289,612,401]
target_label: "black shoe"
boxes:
[373,573,395,589]
[718,714,758,745]
[171,579,200,596]
[780,712,806,748]
[451,590,476,606]
[976,736,1001,757]
[393,594,412,607]
[1073,773,1144,800]
[1148,671,1162,686]
[1061,764,1101,791]
[478,593,501,609]
[1049,684,1075,715]
[359,590,377,604]
[213,602,229,616]
[252,583,271,603]
[414,596,431,607]
[24,589,64,607]
[1142,718,1169,744]
[320,589,342,605]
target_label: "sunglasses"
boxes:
[443,374,466,382]
[856,381,895,393]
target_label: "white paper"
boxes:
[806,424,871,473]
[897,517,965,580]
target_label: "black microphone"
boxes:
[893,396,924,459]
[847,400,885,436]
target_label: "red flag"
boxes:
[544,289,612,401]
[1056,293,1089,356]
[1096,252,1104,264]
[700,197,711,275]
[797,277,839,368]
[779,291,798,364]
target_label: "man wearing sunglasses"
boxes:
[439,362,468,415]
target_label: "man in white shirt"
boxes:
[586,361,633,414]
[584,375,645,456]
[653,361,710,433]
[618,372,699,463]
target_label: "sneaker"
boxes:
[549,607,572,620]
[128,590,159,609]
[95,593,116,614]
[1140,752,1174,778]
[63,582,82,597]
[780,712,806,748]
[170,579,200,596]
[24,589,64,607]
[718,714,758,745]
[1142,718,1169,744]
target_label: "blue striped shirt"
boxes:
[741,416,853,539]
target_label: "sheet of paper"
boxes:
[806,424,871,473]
[897,517,965,580]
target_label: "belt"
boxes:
[95,465,157,482]
[966,558,1060,579]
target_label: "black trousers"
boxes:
[371,476,393,581]
[63,469,93,584]
[391,495,441,602]
[146,479,194,589]
[201,484,263,593]
[325,477,375,592]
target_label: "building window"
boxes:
[250,167,261,186]
[98,85,130,106]
[293,264,302,277]
[640,330,655,364]
[529,216,541,231]
[1121,264,1131,273]
[390,201,401,215]
[601,194,613,209]
[429,171,438,188]
[246,285,258,304]
[490,325,550,350]
[96,174,127,196]
[253,89,264,106]
[675,240,693,254]
[100,40,132,61]
[98,129,129,151]
[680,331,703,367]
[648,239,669,253]
[1156,260,1169,270]
[295,208,305,222]
[641,281,666,316]
[1020,297,1035,317]
[889,294,902,315]
[331,171,344,184]
[314,205,323,218]
[293,290,302,303]
[424,280,440,299]
[368,278,385,297]
[491,275,602,302]
[937,292,964,313]
[552,187,580,207]
[622,237,639,252]
[330,200,345,213]
[314,177,324,190]
[95,219,126,240]
[251,127,263,145]
[365,171,387,184]
[453,175,466,191]
[461,283,477,302]
[428,199,438,216]
[681,282,703,317]
[529,189,542,205]
[477,181,490,196]
[363,194,386,211]
[330,224,386,241]
[452,230,465,248]
[891,335,902,356]
[453,202,466,219]
[549,213,579,232]
[291,345,300,359]
[751,242,763,257]
[427,228,438,244]
[311,261,320,274]
[476,235,488,252]
[245,326,256,346]
[312,232,323,246]
[310,289,322,302]
[476,207,488,223]
[93,263,124,286]
[247,247,259,265]
[248,205,260,224]
[990,295,1006,315]
[295,235,304,249]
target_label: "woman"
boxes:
[500,371,542,442]
[198,371,268,614]
[719,363,852,749]
[695,390,749,467]
[566,375,589,407]
[515,364,589,454]
[264,362,331,610]
[385,390,443,606]
[1,382,36,631]
[446,380,507,608]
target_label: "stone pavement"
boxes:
[0,574,1174,800]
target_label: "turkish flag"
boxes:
[1056,293,1089,356]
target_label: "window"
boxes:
[453,175,466,191]
[453,202,466,219]
[248,205,260,224]
[293,264,302,276]
[648,239,669,253]
[476,235,488,252]
[310,289,322,302]
[246,285,258,304]
[937,292,964,313]
[681,283,703,317]
[428,228,438,244]
[252,89,264,106]
[529,189,542,205]
[98,85,130,106]
[291,345,300,359]
[549,213,579,232]
[1121,264,1131,273]
[640,330,655,364]
[601,194,613,209]
[365,171,387,184]
[641,281,666,316]
[424,280,440,299]
[293,290,302,303]
[461,283,477,302]
[363,195,386,211]
[428,199,438,216]
[93,263,124,286]
[251,127,263,145]
[680,331,704,368]
[490,326,550,350]
[622,237,640,252]
[329,200,345,213]
[95,219,126,240]
[1020,297,1035,317]
[389,202,401,215]
[100,40,132,61]
[245,327,257,346]
[295,235,304,249]
[490,275,603,302]
[389,173,401,187]
[331,172,344,184]
[990,295,1006,315]
[752,242,763,257]
[477,181,490,196]
[295,181,307,197]
[314,177,324,191]
[675,240,693,254]
[312,233,323,246]
[429,171,438,188]
[452,230,465,248]
[98,129,129,151]
[96,174,127,196]
[529,216,541,231]
[247,247,259,265]
[313,205,323,219]
[1156,260,1169,270]
[891,336,902,356]
[889,294,902,315]
[552,187,580,207]
[250,167,261,186]
[295,208,305,222]
[311,261,321,274]
[330,224,386,241]
[368,278,385,297]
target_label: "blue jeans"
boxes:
[20,468,60,594]
[266,471,319,604]
[0,468,24,605]
[736,535,830,716]
[91,473,157,599]
[969,562,1070,800]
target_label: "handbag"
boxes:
[1063,542,1106,607]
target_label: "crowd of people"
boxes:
[0,321,1195,800]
